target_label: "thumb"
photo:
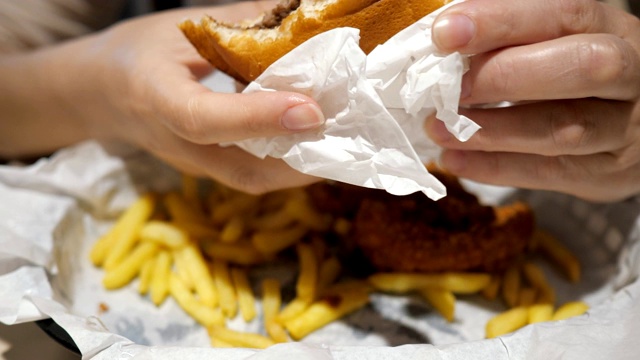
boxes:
[164,85,325,145]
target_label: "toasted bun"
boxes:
[179,0,448,83]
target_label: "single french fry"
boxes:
[172,249,195,291]
[535,229,581,283]
[219,215,245,243]
[284,287,370,340]
[101,194,156,270]
[150,250,172,306]
[102,242,158,290]
[208,326,275,349]
[138,256,156,295]
[333,218,351,237]
[481,275,501,301]
[518,287,537,307]
[317,256,342,293]
[210,336,234,348]
[522,262,550,291]
[164,191,210,227]
[181,244,218,307]
[231,268,256,322]
[502,266,521,308]
[211,259,237,318]
[296,243,319,302]
[528,303,554,324]
[169,275,224,327]
[368,272,491,294]
[172,219,219,240]
[140,220,189,249]
[552,301,589,321]
[251,208,296,231]
[251,225,308,255]
[419,288,455,322]
[204,242,266,266]
[211,193,259,225]
[276,297,312,324]
[181,173,200,207]
[284,196,332,232]
[262,278,288,343]
[485,307,529,338]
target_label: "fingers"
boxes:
[462,34,640,104]
[432,0,634,54]
[155,138,320,194]
[159,83,325,145]
[426,99,635,156]
[436,149,640,202]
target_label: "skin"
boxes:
[0,1,323,194]
[426,0,640,202]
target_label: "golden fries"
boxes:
[211,259,237,318]
[552,301,589,321]
[208,326,275,349]
[150,250,172,306]
[419,288,455,322]
[169,275,224,327]
[485,307,529,338]
[181,244,218,307]
[295,243,319,302]
[92,176,589,347]
[535,229,581,283]
[102,242,158,290]
[140,221,189,249]
[285,284,370,340]
[528,303,554,324]
[368,272,491,294]
[100,194,156,270]
[262,279,288,343]
[231,268,256,322]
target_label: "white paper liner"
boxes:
[1,141,639,359]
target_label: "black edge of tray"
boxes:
[35,318,81,356]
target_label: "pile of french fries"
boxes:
[90,175,589,348]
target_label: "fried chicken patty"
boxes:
[307,169,535,273]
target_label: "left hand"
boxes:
[425,0,640,202]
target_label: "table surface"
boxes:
[0,322,79,360]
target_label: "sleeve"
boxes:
[0,0,128,53]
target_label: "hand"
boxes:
[425,0,640,202]
[25,1,324,194]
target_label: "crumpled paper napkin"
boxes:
[229,1,478,200]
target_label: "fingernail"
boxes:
[433,14,475,51]
[281,103,325,131]
[441,150,467,173]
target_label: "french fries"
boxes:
[368,272,491,294]
[91,175,589,348]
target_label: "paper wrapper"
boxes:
[1,141,640,359]
[222,0,478,200]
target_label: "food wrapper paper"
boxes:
[1,141,640,359]
[2,2,640,358]
[225,0,478,200]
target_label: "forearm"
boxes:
[0,49,92,160]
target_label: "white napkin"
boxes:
[231,2,478,200]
